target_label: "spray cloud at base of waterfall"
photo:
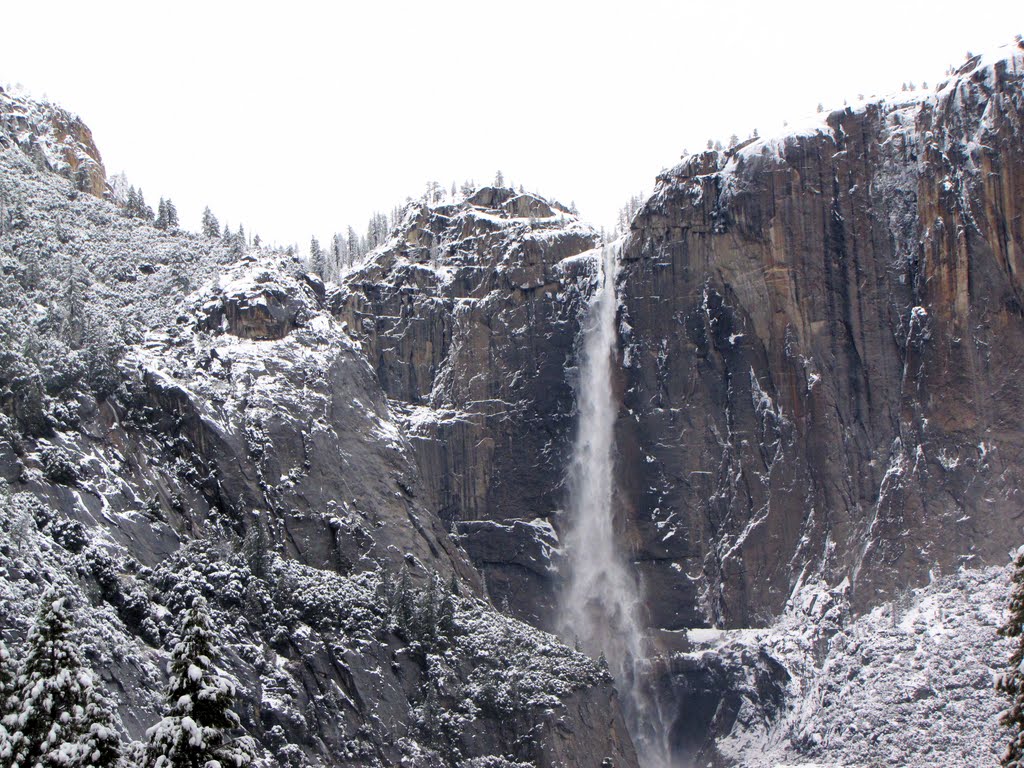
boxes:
[556,241,674,768]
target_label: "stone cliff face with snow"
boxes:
[3,38,1024,768]
[335,189,599,628]
[616,43,1024,631]
[0,85,106,197]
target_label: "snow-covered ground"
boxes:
[696,566,1012,767]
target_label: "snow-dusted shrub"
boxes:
[39,444,80,485]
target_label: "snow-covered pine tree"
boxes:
[3,587,121,768]
[241,515,271,582]
[998,547,1024,767]
[0,639,16,760]
[128,188,154,223]
[144,596,252,768]
[330,233,345,276]
[164,199,179,230]
[155,198,169,230]
[346,226,361,264]
[309,237,325,279]
[201,207,220,239]
[0,641,14,710]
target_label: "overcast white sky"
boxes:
[1,2,1021,248]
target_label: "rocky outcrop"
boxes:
[616,40,1024,629]
[337,189,600,626]
[0,85,106,197]
[135,253,477,584]
[198,259,325,340]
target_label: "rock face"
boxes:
[0,85,106,197]
[134,254,477,583]
[616,41,1024,629]
[336,189,600,627]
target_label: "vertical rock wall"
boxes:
[618,43,1024,628]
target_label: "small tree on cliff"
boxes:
[144,596,253,768]
[998,547,1024,767]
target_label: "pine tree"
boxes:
[346,226,361,263]
[425,181,441,204]
[124,186,138,218]
[242,516,272,581]
[309,237,325,279]
[494,170,504,187]
[144,596,252,768]
[330,233,346,275]
[0,640,14,713]
[998,548,1024,766]
[164,199,179,230]
[155,198,169,230]
[201,207,220,239]
[0,639,16,758]
[3,588,121,768]
[128,188,154,222]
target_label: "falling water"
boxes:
[557,242,672,767]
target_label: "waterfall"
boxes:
[557,242,672,767]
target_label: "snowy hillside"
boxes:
[673,566,1013,767]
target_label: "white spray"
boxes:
[558,242,673,767]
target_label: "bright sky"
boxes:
[1,2,1021,248]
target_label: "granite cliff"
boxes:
[617,41,1024,631]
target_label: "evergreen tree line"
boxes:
[305,170,516,282]
[108,167,533,283]
[0,589,252,768]
[108,175,177,232]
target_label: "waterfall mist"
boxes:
[557,243,673,767]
